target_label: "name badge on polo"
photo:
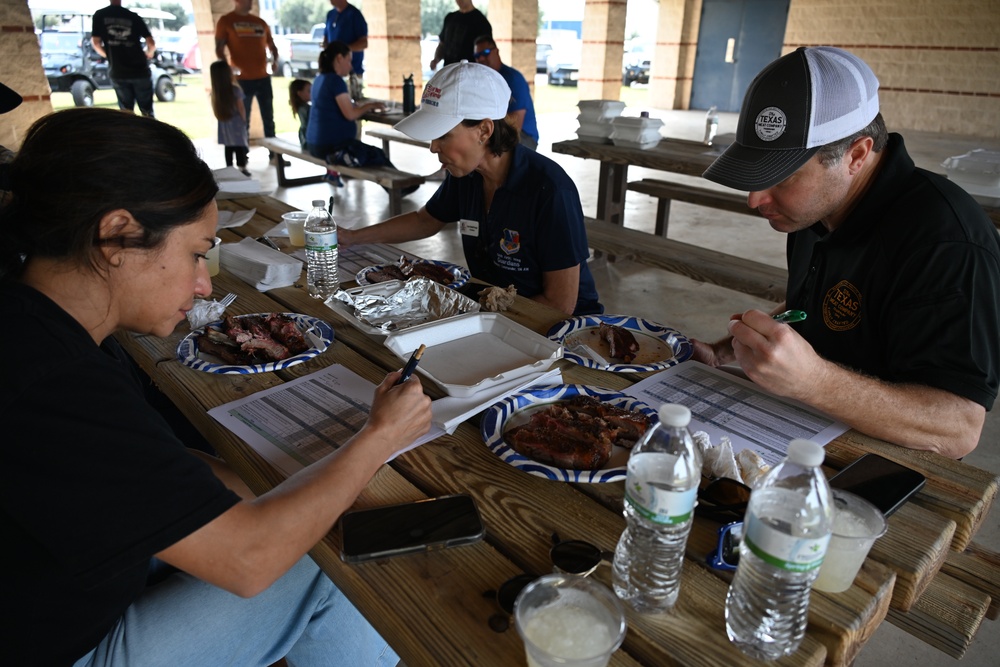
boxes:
[459,219,480,237]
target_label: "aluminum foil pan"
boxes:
[326,277,480,336]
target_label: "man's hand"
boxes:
[728,309,827,401]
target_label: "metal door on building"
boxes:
[690,0,790,112]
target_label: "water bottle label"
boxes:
[743,514,830,572]
[305,229,337,251]
[624,454,697,524]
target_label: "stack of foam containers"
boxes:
[577,100,626,143]
[610,115,665,150]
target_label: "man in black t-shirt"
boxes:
[430,0,492,70]
[696,47,1000,458]
[91,0,156,117]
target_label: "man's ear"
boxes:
[846,136,874,175]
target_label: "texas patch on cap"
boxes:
[703,47,880,191]
[394,62,511,142]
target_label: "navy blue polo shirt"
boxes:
[426,144,601,315]
[786,133,1000,409]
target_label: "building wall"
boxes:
[0,0,54,150]
[659,0,999,138]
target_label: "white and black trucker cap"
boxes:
[703,47,880,191]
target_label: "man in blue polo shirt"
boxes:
[322,0,368,99]
[473,35,539,150]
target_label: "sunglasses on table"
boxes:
[473,47,494,60]
[484,533,610,632]
[695,476,752,524]
[706,520,743,571]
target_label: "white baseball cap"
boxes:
[394,62,511,141]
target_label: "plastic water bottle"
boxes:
[612,403,702,612]
[704,105,719,145]
[304,199,339,299]
[725,439,834,660]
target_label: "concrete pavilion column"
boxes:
[579,0,627,100]
[363,0,422,101]
[192,0,266,140]
[1,1,54,150]
[484,0,539,99]
[650,0,697,110]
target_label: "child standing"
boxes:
[210,60,250,176]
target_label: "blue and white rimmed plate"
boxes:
[176,313,334,374]
[356,259,471,289]
[546,314,692,372]
[481,384,658,483]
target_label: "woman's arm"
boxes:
[339,206,446,249]
[535,265,580,315]
[155,372,432,597]
[335,92,382,122]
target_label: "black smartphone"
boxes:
[339,494,485,563]
[829,454,926,517]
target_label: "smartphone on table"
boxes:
[339,493,485,563]
[829,453,926,517]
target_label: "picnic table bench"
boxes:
[259,137,424,216]
[365,127,431,160]
[626,178,758,237]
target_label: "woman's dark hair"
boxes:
[318,41,350,74]
[288,78,311,116]
[816,112,888,166]
[210,59,236,121]
[0,107,218,283]
[461,116,519,156]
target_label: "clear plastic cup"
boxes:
[206,236,221,277]
[514,574,627,667]
[282,211,308,246]
[812,489,887,593]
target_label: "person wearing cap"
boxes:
[338,62,601,316]
[695,46,1000,458]
[472,34,539,150]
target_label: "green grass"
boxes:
[52,73,649,141]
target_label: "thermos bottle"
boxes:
[403,74,415,114]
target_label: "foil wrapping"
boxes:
[328,278,480,333]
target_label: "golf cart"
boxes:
[35,5,177,108]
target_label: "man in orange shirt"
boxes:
[215,0,283,164]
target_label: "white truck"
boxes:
[282,23,324,78]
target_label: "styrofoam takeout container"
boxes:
[383,312,563,397]
[941,149,1000,206]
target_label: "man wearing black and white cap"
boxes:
[695,47,1000,458]
[338,62,601,316]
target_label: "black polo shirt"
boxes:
[786,133,1000,410]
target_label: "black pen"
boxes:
[395,344,426,385]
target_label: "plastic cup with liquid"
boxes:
[514,574,626,667]
[812,489,887,593]
[206,236,221,277]
[282,211,308,246]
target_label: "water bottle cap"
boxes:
[656,403,691,427]
[786,438,824,467]
[311,199,325,207]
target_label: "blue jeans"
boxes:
[112,76,154,118]
[238,76,276,138]
[72,556,398,667]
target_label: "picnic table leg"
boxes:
[596,162,628,226]
[380,138,391,160]
[654,199,672,237]
[388,189,403,216]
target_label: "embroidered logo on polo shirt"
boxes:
[823,280,862,331]
[755,106,786,142]
[501,229,520,255]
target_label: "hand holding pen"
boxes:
[394,344,426,386]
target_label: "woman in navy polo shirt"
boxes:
[338,62,601,316]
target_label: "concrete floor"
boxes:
[198,103,999,665]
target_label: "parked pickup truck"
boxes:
[282,24,324,78]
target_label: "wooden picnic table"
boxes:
[114,193,998,666]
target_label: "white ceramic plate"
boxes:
[480,384,657,483]
[176,313,333,374]
[356,259,470,289]
[547,314,692,372]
